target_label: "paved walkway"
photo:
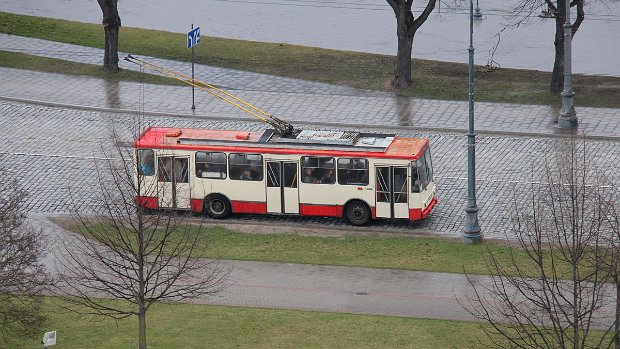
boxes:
[2,33,620,139]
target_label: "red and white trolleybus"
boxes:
[134,127,437,226]
[125,55,436,225]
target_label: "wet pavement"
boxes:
[2,0,619,76]
[2,35,620,139]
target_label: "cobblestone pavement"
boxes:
[2,33,620,139]
[3,101,619,239]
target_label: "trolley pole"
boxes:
[191,23,196,110]
[558,0,577,128]
[463,0,482,244]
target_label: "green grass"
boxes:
[9,297,487,349]
[68,222,532,276]
[0,50,183,86]
[2,12,620,108]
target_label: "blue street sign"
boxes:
[187,27,200,49]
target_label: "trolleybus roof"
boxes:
[135,127,429,160]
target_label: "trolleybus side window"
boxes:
[337,158,369,185]
[196,152,227,179]
[229,153,263,181]
[138,149,155,176]
[411,165,421,193]
[413,156,428,192]
[301,156,335,184]
[424,149,434,182]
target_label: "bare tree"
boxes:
[464,138,617,348]
[513,0,585,94]
[0,169,47,342]
[97,0,121,72]
[604,186,620,349]
[55,117,228,349]
[386,0,437,88]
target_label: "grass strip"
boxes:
[0,50,182,86]
[68,222,533,276]
[1,12,619,108]
[9,297,487,348]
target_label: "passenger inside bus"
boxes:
[240,169,253,180]
[303,168,315,183]
[411,167,421,193]
[320,169,335,184]
[140,152,155,176]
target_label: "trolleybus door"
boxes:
[266,161,299,214]
[157,156,191,209]
[375,166,409,219]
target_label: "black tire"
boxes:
[204,194,231,219]
[345,200,371,226]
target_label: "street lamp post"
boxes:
[463,0,482,244]
[473,0,482,19]
[558,0,577,128]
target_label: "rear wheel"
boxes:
[204,194,231,219]
[345,201,371,226]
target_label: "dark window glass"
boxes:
[411,162,421,193]
[174,158,189,183]
[283,163,298,188]
[301,156,334,184]
[229,153,263,181]
[196,152,227,179]
[138,149,155,176]
[415,157,428,192]
[158,157,172,183]
[267,162,280,187]
[337,158,369,186]
[393,167,408,203]
[424,149,434,183]
[376,167,390,203]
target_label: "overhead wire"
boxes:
[124,55,296,136]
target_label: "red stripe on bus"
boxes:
[232,201,267,214]
[299,204,343,217]
[409,196,438,221]
[136,196,158,209]
[190,199,203,213]
[421,196,438,219]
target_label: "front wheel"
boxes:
[345,201,371,226]
[204,194,231,219]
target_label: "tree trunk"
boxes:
[393,32,414,88]
[97,0,121,72]
[391,1,415,88]
[387,0,436,89]
[139,304,147,349]
[616,275,620,349]
[103,25,120,72]
[550,15,564,95]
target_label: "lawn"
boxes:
[9,297,487,349]
[61,220,533,276]
[2,12,619,108]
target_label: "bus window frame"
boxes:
[229,153,264,181]
[196,151,227,179]
[337,158,369,186]
[301,156,335,184]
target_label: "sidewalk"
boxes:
[2,33,619,139]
